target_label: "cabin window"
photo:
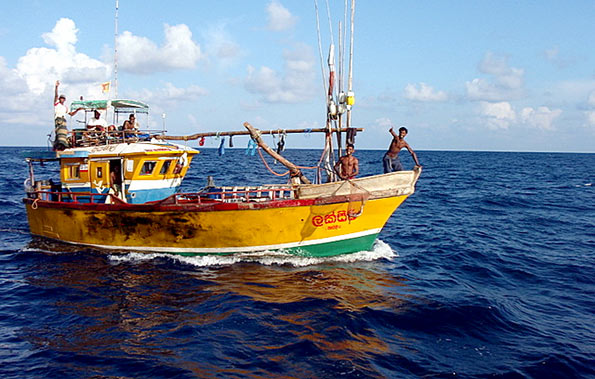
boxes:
[67,164,80,179]
[140,161,157,175]
[97,167,103,178]
[160,160,172,175]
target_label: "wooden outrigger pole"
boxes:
[156,126,363,141]
[243,122,311,185]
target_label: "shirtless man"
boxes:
[383,126,421,173]
[334,143,359,180]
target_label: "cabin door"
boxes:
[108,159,124,199]
[90,160,110,194]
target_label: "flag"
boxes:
[101,81,111,93]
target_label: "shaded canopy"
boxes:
[70,99,149,114]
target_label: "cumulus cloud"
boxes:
[479,101,516,130]
[16,18,109,95]
[520,106,562,130]
[466,52,524,101]
[244,43,316,103]
[478,100,562,131]
[404,82,447,102]
[266,1,297,31]
[117,24,201,74]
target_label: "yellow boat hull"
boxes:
[24,194,409,256]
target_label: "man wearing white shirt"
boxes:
[87,110,108,131]
[53,80,81,149]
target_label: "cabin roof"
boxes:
[70,99,149,113]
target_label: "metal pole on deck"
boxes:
[346,0,355,128]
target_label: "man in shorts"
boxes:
[383,126,421,173]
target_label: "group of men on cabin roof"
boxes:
[334,126,422,180]
[53,80,140,149]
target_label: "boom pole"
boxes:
[156,126,364,141]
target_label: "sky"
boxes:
[0,0,594,152]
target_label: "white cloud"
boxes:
[479,101,516,130]
[16,18,109,95]
[244,43,315,103]
[588,91,595,107]
[404,82,447,102]
[466,52,524,101]
[585,111,595,128]
[117,24,201,74]
[201,22,242,70]
[520,106,562,131]
[266,1,297,31]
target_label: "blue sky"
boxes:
[1,0,594,152]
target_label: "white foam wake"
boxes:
[108,239,397,268]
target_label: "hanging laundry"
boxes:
[245,139,257,156]
[199,136,205,146]
[229,136,234,148]
[276,133,285,154]
[346,127,357,145]
[218,137,225,156]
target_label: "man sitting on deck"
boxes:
[122,113,139,138]
[87,110,108,132]
[383,126,421,173]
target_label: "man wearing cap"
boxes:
[54,80,81,125]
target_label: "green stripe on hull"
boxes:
[174,233,379,257]
[289,233,379,257]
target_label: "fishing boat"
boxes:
[22,1,421,257]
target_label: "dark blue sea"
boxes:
[0,146,594,378]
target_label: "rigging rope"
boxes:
[257,147,290,177]
[314,0,328,100]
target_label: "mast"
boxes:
[113,0,119,98]
[336,20,343,158]
[346,0,355,128]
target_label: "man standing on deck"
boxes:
[54,81,81,126]
[54,80,81,149]
[383,126,421,173]
[335,143,359,180]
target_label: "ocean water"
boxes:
[0,146,593,378]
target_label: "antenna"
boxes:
[113,0,119,98]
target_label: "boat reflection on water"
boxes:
[21,238,416,375]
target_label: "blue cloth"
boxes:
[383,152,403,173]
[245,139,257,155]
[218,138,225,156]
